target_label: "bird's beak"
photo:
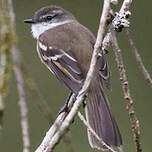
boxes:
[24,18,35,24]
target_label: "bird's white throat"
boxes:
[31,20,73,39]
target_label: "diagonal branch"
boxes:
[120,0,132,12]
[103,1,142,151]
[35,93,76,152]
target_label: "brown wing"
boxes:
[37,40,83,94]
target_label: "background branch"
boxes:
[126,30,152,87]
[0,0,31,151]
[103,0,142,151]
[120,0,132,12]
[111,29,142,152]
[11,46,31,152]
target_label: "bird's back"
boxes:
[39,21,96,75]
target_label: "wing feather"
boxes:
[98,49,111,89]
[37,40,83,93]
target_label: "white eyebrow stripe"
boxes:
[39,41,47,51]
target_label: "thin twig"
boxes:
[111,1,142,151]
[120,0,132,12]
[95,0,143,151]
[35,0,111,151]
[111,0,118,5]
[78,112,117,152]
[111,29,142,152]
[126,30,152,88]
[102,0,133,51]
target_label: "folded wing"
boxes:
[37,40,83,93]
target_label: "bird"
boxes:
[24,5,122,150]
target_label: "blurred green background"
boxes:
[0,0,152,152]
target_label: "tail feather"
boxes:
[85,78,122,150]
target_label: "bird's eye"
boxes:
[46,16,53,20]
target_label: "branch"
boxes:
[120,0,132,12]
[103,0,133,49]
[126,30,152,88]
[35,0,111,151]
[8,1,31,151]
[111,0,118,5]
[110,29,142,152]
[11,46,31,152]
[0,0,31,151]
[35,94,76,152]
[112,0,132,32]
[103,1,143,152]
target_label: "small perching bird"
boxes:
[24,5,122,150]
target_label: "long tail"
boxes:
[85,77,122,150]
